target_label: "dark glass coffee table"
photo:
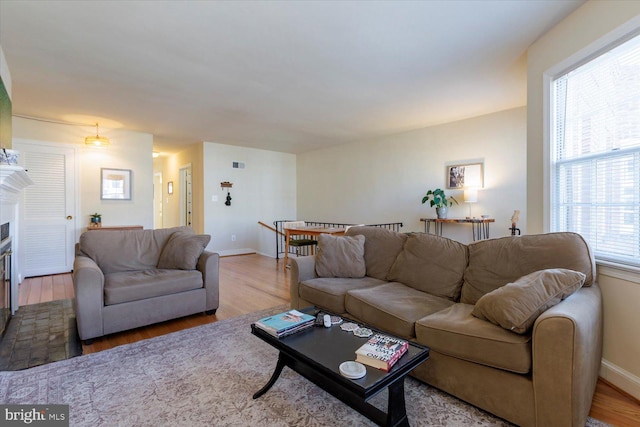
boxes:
[251,309,429,427]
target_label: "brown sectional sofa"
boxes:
[73,226,219,343]
[290,226,602,427]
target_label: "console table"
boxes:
[420,218,495,241]
[87,225,143,231]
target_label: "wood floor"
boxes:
[18,254,640,427]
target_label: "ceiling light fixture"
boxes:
[85,123,110,146]
[152,151,159,158]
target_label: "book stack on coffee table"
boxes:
[355,333,409,372]
[255,309,315,338]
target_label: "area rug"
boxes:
[0,305,609,426]
[0,299,82,371]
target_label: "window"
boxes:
[551,33,640,268]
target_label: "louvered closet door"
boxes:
[15,141,76,277]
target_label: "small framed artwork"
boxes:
[167,181,173,195]
[446,162,484,189]
[101,168,132,200]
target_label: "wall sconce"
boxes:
[167,181,173,195]
[221,181,233,206]
[152,151,159,158]
[85,123,110,146]
[463,187,478,218]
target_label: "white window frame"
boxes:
[543,17,640,279]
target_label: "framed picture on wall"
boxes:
[446,162,484,189]
[101,168,132,200]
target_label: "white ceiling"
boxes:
[0,1,584,154]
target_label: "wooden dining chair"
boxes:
[283,221,318,256]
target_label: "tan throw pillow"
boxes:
[315,234,366,278]
[471,268,586,334]
[157,232,211,270]
[387,233,468,301]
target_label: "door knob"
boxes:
[66,215,73,220]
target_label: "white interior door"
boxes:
[153,172,163,229]
[15,140,77,277]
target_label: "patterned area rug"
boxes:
[0,305,609,426]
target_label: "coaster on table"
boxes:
[339,361,366,379]
[330,316,343,325]
[353,327,373,338]
[340,322,358,332]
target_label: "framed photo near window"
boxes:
[446,162,484,189]
[101,168,132,200]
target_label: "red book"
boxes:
[355,334,408,371]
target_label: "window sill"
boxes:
[596,261,640,284]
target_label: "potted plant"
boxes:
[90,212,102,227]
[421,188,458,219]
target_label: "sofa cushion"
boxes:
[157,232,211,270]
[416,303,532,374]
[79,226,194,275]
[315,234,366,278]
[345,226,407,281]
[387,233,468,301]
[472,268,586,334]
[461,232,596,304]
[299,276,386,314]
[345,282,455,339]
[104,269,204,305]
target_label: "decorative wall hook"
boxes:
[221,182,233,206]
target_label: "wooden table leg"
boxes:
[253,353,286,399]
[284,229,290,270]
[386,378,410,427]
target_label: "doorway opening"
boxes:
[179,164,192,227]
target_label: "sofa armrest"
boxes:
[290,255,317,309]
[72,255,105,341]
[532,283,603,427]
[197,250,219,312]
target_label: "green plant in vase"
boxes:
[421,188,458,219]
[90,212,102,224]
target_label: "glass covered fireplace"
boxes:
[0,222,11,337]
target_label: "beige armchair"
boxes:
[73,226,219,344]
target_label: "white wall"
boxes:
[527,0,640,399]
[297,107,527,244]
[12,117,154,234]
[0,45,11,101]
[202,142,296,256]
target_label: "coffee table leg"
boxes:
[386,378,409,427]
[253,353,286,399]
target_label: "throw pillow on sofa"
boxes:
[471,268,586,334]
[157,232,211,270]
[315,234,366,278]
[387,233,468,301]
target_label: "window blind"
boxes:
[551,33,640,268]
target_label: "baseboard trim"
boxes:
[217,248,255,257]
[600,358,640,400]
[255,251,275,258]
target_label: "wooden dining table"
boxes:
[284,226,346,269]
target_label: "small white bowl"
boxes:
[481,215,490,219]
[339,361,366,379]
